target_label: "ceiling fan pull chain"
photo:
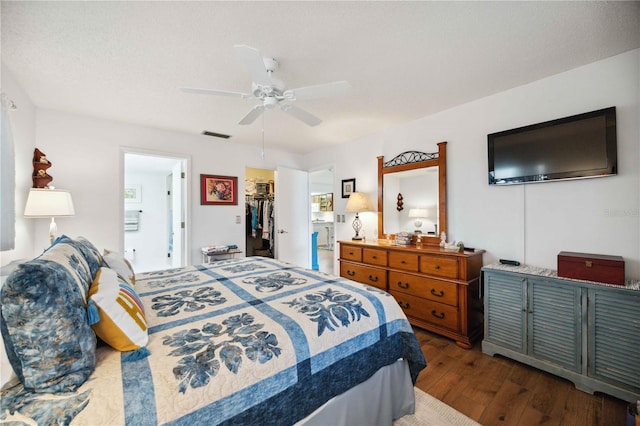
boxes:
[261,113,265,160]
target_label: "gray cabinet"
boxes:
[588,288,640,392]
[483,267,639,402]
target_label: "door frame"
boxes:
[119,146,191,267]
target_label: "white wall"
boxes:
[30,108,304,264]
[305,49,640,278]
[0,63,36,266]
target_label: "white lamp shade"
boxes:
[408,208,428,218]
[345,192,373,213]
[24,188,75,217]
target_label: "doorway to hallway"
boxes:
[123,151,188,272]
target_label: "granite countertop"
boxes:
[483,263,640,291]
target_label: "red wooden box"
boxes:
[557,251,625,285]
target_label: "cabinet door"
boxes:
[528,279,581,372]
[588,288,640,390]
[484,271,526,353]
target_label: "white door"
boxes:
[275,166,310,268]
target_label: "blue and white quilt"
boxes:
[1,257,426,425]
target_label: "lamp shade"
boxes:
[345,192,373,213]
[24,188,75,217]
[408,208,428,218]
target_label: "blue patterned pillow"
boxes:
[72,236,103,278]
[45,235,93,300]
[0,244,97,393]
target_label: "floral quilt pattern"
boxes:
[162,313,281,393]
[284,288,370,336]
[151,286,226,317]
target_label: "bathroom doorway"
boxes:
[310,166,335,274]
[123,151,188,272]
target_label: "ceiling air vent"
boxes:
[201,130,231,139]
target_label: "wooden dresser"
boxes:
[339,240,484,348]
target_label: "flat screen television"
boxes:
[488,107,617,185]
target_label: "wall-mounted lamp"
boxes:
[24,188,75,244]
[345,192,373,240]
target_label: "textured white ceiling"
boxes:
[2,1,639,154]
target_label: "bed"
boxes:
[1,236,426,425]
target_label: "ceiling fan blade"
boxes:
[180,87,251,98]
[234,45,271,86]
[238,105,265,125]
[284,81,351,100]
[280,104,322,127]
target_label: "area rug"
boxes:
[393,388,480,426]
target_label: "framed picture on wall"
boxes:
[124,184,141,203]
[341,178,356,198]
[201,174,238,205]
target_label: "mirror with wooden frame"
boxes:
[377,142,447,245]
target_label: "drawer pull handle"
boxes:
[430,288,444,297]
[435,265,441,270]
[398,282,409,289]
[401,260,406,264]
[431,310,445,319]
[372,255,377,259]
[398,301,410,309]
[349,251,354,255]
[368,275,379,282]
[347,270,356,276]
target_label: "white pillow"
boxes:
[102,249,136,286]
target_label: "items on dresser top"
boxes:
[339,240,484,349]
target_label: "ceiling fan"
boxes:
[180,45,350,127]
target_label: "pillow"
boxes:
[103,249,135,286]
[0,257,96,393]
[73,236,103,278]
[88,267,149,361]
[46,235,93,301]
[0,261,21,390]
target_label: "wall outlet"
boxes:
[235,215,241,224]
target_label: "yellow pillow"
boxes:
[88,267,149,360]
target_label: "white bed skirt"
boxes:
[298,359,415,426]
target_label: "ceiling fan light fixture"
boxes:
[264,97,278,109]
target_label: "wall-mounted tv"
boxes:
[488,107,617,185]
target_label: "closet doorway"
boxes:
[245,167,275,258]
[123,151,188,272]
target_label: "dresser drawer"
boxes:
[420,254,458,279]
[340,262,387,290]
[340,245,362,262]
[389,252,419,272]
[388,271,458,307]
[391,291,459,331]
[363,248,388,266]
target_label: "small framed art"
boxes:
[201,174,238,205]
[124,184,141,203]
[341,178,356,199]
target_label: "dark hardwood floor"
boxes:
[412,328,629,425]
